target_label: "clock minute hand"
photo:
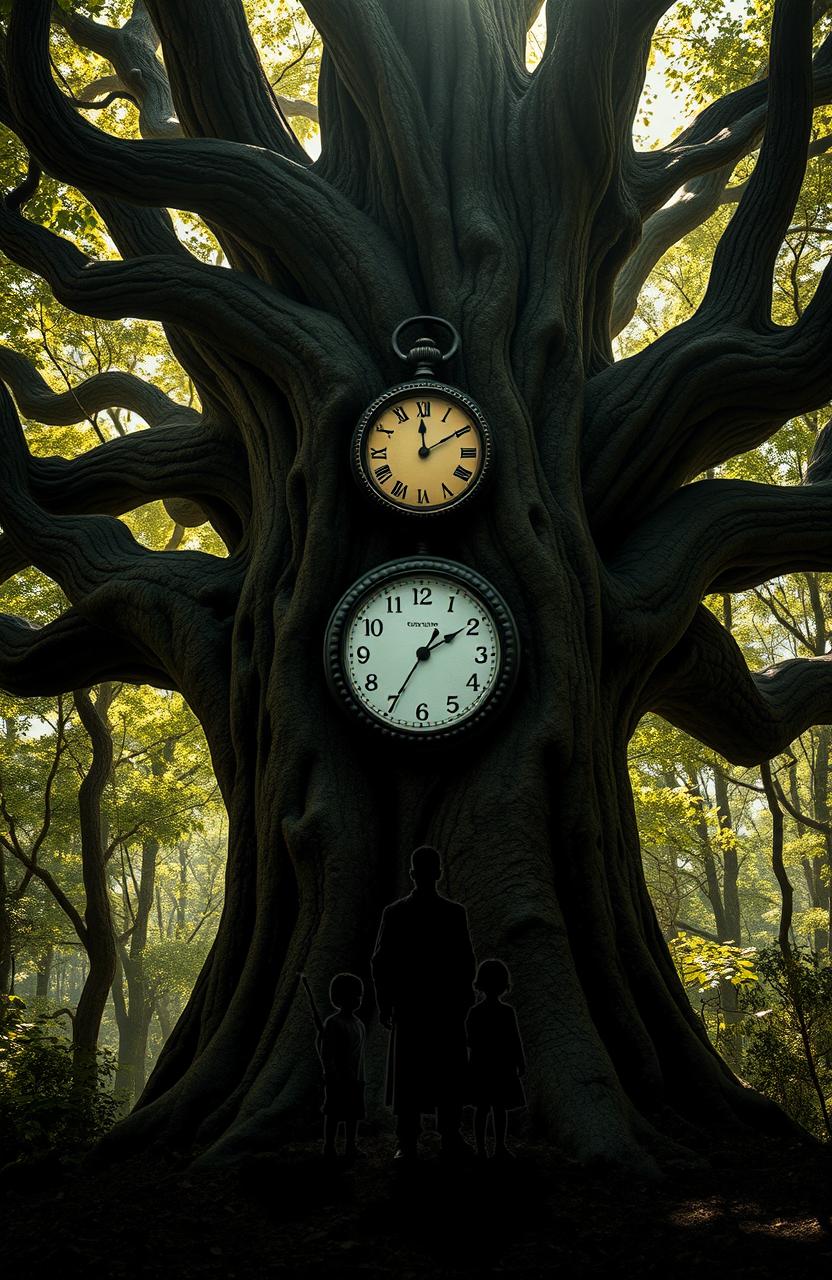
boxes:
[388,628,440,711]
[426,427,469,452]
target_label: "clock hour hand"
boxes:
[418,417,429,459]
[388,627,439,711]
[436,627,465,646]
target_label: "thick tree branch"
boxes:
[585,298,832,537]
[609,478,832,647]
[305,0,451,264]
[54,0,178,139]
[0,381,189,606]
[0,380,242,718]
[25,424,249,548]
[75,195,236,416]
[0,345,199,428]
[76,75,124,102]
[700,0,815,325]
[632,28,832,218]
[613,133,832,336]
[586,157,832,536]
[0,204,371,404]
[531,1,620,189]
[0,609,172,701]
[647,606,832,767]
[9,1,411,327]
[142,0,308,159]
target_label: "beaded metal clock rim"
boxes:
[351,380,494,520]
[323,556,520,744]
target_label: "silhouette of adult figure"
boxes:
[372,845,476,1160]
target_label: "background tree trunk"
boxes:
[35,944,53,1000]
[0,848,12,994]
[72,684,117,1085]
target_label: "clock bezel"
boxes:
[324,557,520,744]
[351,380,494,519]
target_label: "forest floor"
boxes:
[2,1126,831,1279]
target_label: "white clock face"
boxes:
[343,572,501,733]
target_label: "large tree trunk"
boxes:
[105,404,790,1169]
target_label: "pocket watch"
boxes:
[352,317,493,519]
[324,557,520,742]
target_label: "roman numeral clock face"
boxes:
[324,559,520,743]
[352,382,492,517]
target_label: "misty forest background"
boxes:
[2,0,832,1160]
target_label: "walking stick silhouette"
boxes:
[298,972,325,1037]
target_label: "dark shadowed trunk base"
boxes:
[99,514,796,1173]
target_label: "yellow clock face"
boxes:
[354,383,491,516]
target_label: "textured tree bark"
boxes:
[0,0,830,1169]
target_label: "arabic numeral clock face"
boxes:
[352,382,492,517]
[324,559,520,742]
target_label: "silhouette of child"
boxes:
[317,972,366,1160]
[466,959,526,1159]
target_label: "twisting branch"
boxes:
[584,7,832,539]
[9,0,413,324]
[645,606,832,767]
[0,382,242,751]
[0,381,181,605]
[584,298,832,538]
[4,157,42,214]
[0,202,373,402]
[76,75,124,101]
[613,133,832,336]
[699,0,815,325]
[304,0,449,253]
[0,381,241,691]
[141,0,308,159]
[0,345,200,428]
[71,89,138,113]
[529,1,621,189]
[26,424,249,547]
[53,0,178,139]
[632,29,832,219]
[608,478,832,652]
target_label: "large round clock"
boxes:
[324,558,520,742]
[352,380,492,518]
[352,317,493,519]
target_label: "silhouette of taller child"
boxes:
[372,846,475,1160]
